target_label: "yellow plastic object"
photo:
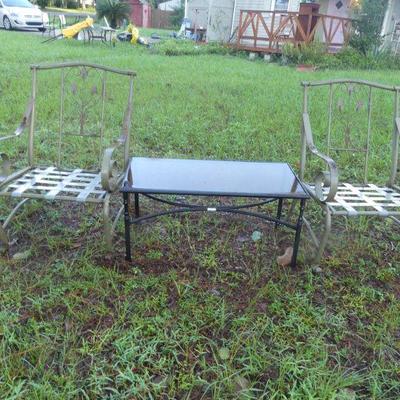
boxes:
[62,17,94,39]
[127,24,139,44]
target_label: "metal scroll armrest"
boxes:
[390,117,400,191]
[302,113,338,203]
[0,99,33,181]
[0,98,33,143]
[101,133,128,192]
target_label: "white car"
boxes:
[0,0,48,32]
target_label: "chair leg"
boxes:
[0,224,9,252]
[103,194,112,250]
[0,198,30,252]
[303,203,332,265]
[314,205,332,265]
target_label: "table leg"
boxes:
[275,199,283,229]
[134,193,140,218]
[291,199,306,268]
[123,192,132,262]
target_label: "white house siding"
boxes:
[324,0,351,45]
[158,0,181,11]
[232,0,271,36]
[187,0,210,30]
[207,0,236,42]
[382,0,400,48]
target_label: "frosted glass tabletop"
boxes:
[122,157,309,199]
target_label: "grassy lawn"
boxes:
[0,32,399,399]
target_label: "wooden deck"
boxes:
[236,10,352,54]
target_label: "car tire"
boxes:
[3,16,12,30]
[38,27,46,32]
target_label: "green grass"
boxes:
[0,32,399,399]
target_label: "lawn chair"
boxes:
[87,17,116,45]
[300,79,400,263]
[0,62,135,250]
[43,14,67,37]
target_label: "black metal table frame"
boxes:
[122,187,306,268]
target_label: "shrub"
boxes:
[151,40,233,57]
[96,0,131,29]
[36,0,49,8]
[171,1,184,28]
[281,42,328,66]
[281,43,400,70]
[53,0,63,7]
[66,0,78,8]
[350,0,388,55]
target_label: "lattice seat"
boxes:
[313,183,400,217]
[0,167,106,203]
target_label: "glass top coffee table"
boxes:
[121,157,309,267]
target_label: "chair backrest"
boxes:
[42,12,49,25]
[29,62,135,172]
[59,14,66,26]
[302,79,400,186]
[103,16,110,28]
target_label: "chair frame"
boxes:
[0,62,136,250]
[43,14,67,37]
[86,17,116,45]
[300,79,400,264]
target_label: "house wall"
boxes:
[130,1,152,27]
[207,0,235,42]
[324,0,352,45]
[382,0,400,47]
[158,0,181,11]
[130,0,143,26]
[187,0,210,29]
[143,4,152,27]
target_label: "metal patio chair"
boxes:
[43,14,67,38]
[300,79,400,263]
[87,17,116,45]
[0,62,135,250]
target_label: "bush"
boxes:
[96,0,131,29]
[53,0,63,7]
[350,0,387,55]
[66,0,78,8]
[281,42,328,66]
[171,1,184,28]
[36,0,49,8]
[151,40,234,57]
[281,43,400,70]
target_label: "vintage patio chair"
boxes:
[43,14,67,37]
[87,17,116,45]
[0,62,135,250]
[300,79,400,263]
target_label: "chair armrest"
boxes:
[392,117,400,190]
[0,98,33,142]
[100,132,128,192]
[302,113,338,202]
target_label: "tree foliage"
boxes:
[96,0,131,29]
[350,0,388,55]
[171,0,184,27]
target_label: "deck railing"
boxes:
[236,10,353,53]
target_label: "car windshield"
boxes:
[3,0,34,7]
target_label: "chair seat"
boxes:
[318,183,400,217]
[0,166,107,203]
